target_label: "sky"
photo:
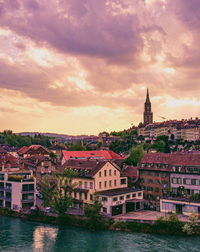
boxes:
[0,0,200,135]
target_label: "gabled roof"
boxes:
[18,146,29,155]
[60,160,120,178]
[62,150,123,161]
[18,145,50,155]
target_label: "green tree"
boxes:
[84,195,105,230]
[40,169,77,216]
[125,145,144,166]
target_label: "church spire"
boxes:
[145,88,150,103]
[143,88,153,125]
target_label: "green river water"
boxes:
[0,216,200,252]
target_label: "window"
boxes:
[126,194,130,199]
[90,194,93,201]
[113,197,118,201]
[84,193,88,200]
[148,171,152,176]
[90,182,93,189]
[132,193,136,198]
[120,196,124,200]
[22,184,34,191]
[104,170,107,177]
[148,179,153,184]
[155,180,160,184]
[114,170,116,176]
[103,207,107,213]
[102,197,107,201]
[138,192,142,196]
[172,178,177,184]
[79,181,82,189]
[99,171,102,177]
[84,182,88,189]
[155,188,160,192]
[79,192,82,200]
[99,182,102,189]
[104,181,107,188]
[0,182,4,189]
[109,169,112,176]
[114,180,117,186]
[155,172,159,177]
[191,179,196,185]
[140,178,145,183]
[120,179,126,185]
[109,180,112,187]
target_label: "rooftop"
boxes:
[98,187,142,196]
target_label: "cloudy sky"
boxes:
[0,0,199,135]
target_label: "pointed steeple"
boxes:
[143,88,153,125]
[145,88,150,103]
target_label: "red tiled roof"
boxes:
[140,152,200,167]
[122,165,138,178]
[62,150,123,161]
[18,145,50,155]
[18,146,29,155]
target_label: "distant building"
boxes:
[18,145,50,158]
[0,170,36,211]
[143,88,153,125]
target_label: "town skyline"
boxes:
[0,0,200,135]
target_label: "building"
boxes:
[143,88,153,125]
[99,188,143,216]
[139,152,200,208]
[61,150,123,165]
[160,198,200,216]
[0,170,36,211]
[137,118,200,142]
[18,145,50,158]
[60,160,144,216]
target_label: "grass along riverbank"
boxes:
[1,208,200,236]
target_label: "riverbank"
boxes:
[1,208,200,236]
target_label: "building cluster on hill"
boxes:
[138,118,200,142]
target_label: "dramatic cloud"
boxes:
[0,0,199,134]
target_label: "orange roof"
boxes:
[62,150,123,161]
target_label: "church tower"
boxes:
[143,88,153,125]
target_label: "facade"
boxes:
[99,188,143,216]
[139,152,200,208]
[160,198,200,216]
[143,88,153,125]
[61,160,144,216]
[0,171,36,211]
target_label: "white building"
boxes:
[98,188,144,216]
[0,171,36,211]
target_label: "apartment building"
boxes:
[0,171,36,211]
[61,160,144,216]
[139,152,200,208]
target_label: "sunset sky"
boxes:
[0,0,199,135]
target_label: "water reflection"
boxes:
[33,226,58,252]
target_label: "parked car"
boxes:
[44,207,51,213]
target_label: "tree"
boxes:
[84,195,105,230]
[124,145,144,166]
[40,169,77,216]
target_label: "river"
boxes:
[0,216,200,252]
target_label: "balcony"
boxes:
[8,175,34,182]
[22,198,34,203]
